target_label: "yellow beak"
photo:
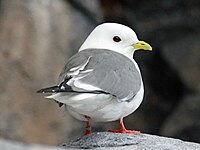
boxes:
[132,41,152,51]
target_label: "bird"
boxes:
[37,23,152,135]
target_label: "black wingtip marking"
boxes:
[54,100,64,107]
[36,89,46,93]
[37,84,111,95]
[36,86,64,93]
[58,103,64,107]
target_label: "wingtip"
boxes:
[36,89,45,93]
[36,86,59,94]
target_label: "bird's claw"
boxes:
[108,129,140,134]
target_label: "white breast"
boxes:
[49,78,144,122]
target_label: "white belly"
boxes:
[47,83,144,122]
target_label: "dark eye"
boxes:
[113,36,121,42]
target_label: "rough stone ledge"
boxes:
[62,132,200,150]
[1,132,200,150]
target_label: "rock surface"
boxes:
[62,132,200,150]
[0,132,200,150]
[1,133,200,150]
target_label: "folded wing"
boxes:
[56,49,142,102]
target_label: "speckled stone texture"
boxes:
[62,132,200,150]
[1,133,200,150]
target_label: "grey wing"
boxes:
[58,49,142,101]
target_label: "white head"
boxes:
[79,23,152,59]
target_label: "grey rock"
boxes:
[0,132,200,150]
[62,132,200,150]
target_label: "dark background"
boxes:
[0,0,200,145]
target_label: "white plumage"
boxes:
[38,23,152,134]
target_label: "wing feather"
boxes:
[58,49,142,102]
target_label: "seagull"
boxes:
[37,23,152,135]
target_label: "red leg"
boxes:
[84,116,92,135]
[108,118,140,134]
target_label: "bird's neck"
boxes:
[120,47,141,73]
[121,46,135,60]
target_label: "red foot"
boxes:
[84,116,92,135]
[108,118,141,134]
[84,129,92,135]
[108,129,140,134]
